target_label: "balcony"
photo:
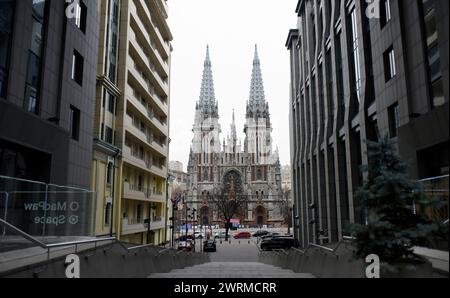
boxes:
[129,37,168,93]
[121,218,147,235]
[123,181,166,203]
[149,217,165,230]
[129,0,170,65]
[121,216,165,235]
[128,63,168,113]
[125,115,149,142]
[126,85,168,135]
[122,145,150,172]
[122,145,167,178]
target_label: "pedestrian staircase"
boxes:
[148,262,315,278]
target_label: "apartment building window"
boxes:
[25,0,47,114]
[381,0,392,27]
[72,50,84,86]
[384,46,396,81]
[388,103,400,138]
[107,92,115,114]
[104,203,111,225]
[136,204,142,223]
[70,105,80,141]
[420,0,444,108]
[348,7,362,103]
[106,161,113,185]
[107,0,119,82]
[0,0,15,99]
[75,1,87,33]
[105,125,114,144]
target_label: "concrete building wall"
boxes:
[286,0,449,248]
[0,0,99,189]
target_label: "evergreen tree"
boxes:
[351,136,447,272]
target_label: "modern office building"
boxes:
[0,0,99,189]
[91,0,173,244]
[286,0,448,247]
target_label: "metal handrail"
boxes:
[309,243,336,253]
[1,218,48,248]
[1,218,206,275]
[258,237,351,258]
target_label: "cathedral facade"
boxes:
[187,46,284,228]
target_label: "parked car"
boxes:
[214,232,227,239]
[177,235,194,241]
[194,231,204,239]
[203,239,217,252]
[178,240,193,251]
[233,231,252,239]
[260,236,295,251]
[252,230,269,237]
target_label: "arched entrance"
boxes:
[255,205,266,226]
[200,206,210,225]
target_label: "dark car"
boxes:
[233,231,252,239]
[177,235,194,241]
[252,230,269,237]
[203,239,217,252]
[260,236,295,251]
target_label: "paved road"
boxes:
[149,262,315,278]
[194,238,260,262]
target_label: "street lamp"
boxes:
[191,208,197,251]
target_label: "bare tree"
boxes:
[210,187,248,241]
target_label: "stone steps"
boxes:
[148,262,315,278]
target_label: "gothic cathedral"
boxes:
[187,46,283,228]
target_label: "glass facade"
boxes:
[25,0,47,114]
[0,0,15,99]
[348,8,362,104]
[421,0,445,108]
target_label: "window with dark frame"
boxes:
[0,0,15,99]
[72,50,84,86]
[75,1,87,34]
[106,161,113,185]
[107,92,115,114]
[105,203,111,225]
[105,125,114,144]
[420,0,445,108]
[381,0,392,28]
[70,105,80,141]
[383,46,396,81]
[388,103,400,138]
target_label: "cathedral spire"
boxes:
[249,44,266,104]
[246,45,270,119]
[231,109,237,150]
[198,45,218,118]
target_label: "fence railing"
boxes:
[0,175,96,238]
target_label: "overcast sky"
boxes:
[168,0,298,172]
